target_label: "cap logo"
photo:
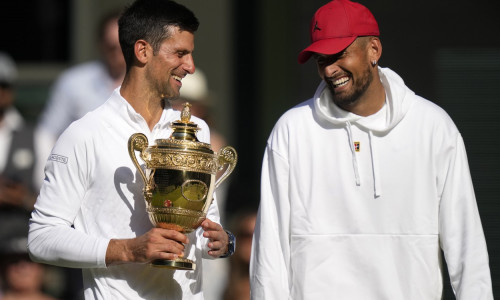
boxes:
[313,21,321,31]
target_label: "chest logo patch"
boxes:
[354,142,360,152]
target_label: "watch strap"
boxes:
[220,230,236,258]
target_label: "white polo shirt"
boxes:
[29,88,220,300]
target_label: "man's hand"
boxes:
[201,219,229,257]
[105,228,189,266]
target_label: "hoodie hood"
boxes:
[313,67,415,197]
[314,67,415,133]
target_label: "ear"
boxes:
[134,39,150,64]
[367,37,382,63]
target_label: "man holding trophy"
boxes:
[28,0,236,299]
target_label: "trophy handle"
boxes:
[215,146,238,189]
[128,133,149,188]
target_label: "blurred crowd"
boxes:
[0,51,62,300]
[0,11,256,300]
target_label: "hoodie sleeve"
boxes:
[250,144,291,299]
[439,134,493,299]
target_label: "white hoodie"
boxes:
[250,67,493,299]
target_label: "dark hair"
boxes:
[118,0,199,70]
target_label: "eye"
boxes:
[314,51,346,67]
[176,50,191,58]
[313,54,328,66]
[315,55,333,67]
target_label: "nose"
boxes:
[321,62,340,78]
[183,54,195,75]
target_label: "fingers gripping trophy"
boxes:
[128,103,237,270]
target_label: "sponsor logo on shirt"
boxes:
[49,154,68,164]
[354,142,360,152]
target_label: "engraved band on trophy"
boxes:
[128,103,237,270]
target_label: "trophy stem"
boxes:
[151,257,196,270]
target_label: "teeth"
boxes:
[332,77,349,87]
[172,75,182,82]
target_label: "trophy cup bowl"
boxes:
[128,103,237,270]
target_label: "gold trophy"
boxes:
[128,103,237,270]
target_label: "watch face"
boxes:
[229,232,235,247]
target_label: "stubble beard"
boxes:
[326,65,373,110]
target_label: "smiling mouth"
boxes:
[172,75,182,82]
[331,76,350,88]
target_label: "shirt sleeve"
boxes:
[250,144,291,299]
[28,126,109,269]
[439,134,493,299]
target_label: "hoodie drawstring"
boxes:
[368,131,382,197]
[346,121,361,186]
[346,122,382,197]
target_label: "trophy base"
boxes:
[151,258,196,270]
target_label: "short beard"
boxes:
[326,65,373,110]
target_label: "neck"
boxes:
[341,76,386,117]
[120,73,165,131]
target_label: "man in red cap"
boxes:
[250,0,493,299]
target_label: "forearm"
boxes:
[105,228,189,266]
[106,239,133,266]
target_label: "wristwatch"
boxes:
[220,230,236,258]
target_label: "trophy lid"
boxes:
[155,102,213,154]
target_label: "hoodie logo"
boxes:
[354,142,360,152]
[313,21,321,31]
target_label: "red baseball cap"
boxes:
[298,0,379,64]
